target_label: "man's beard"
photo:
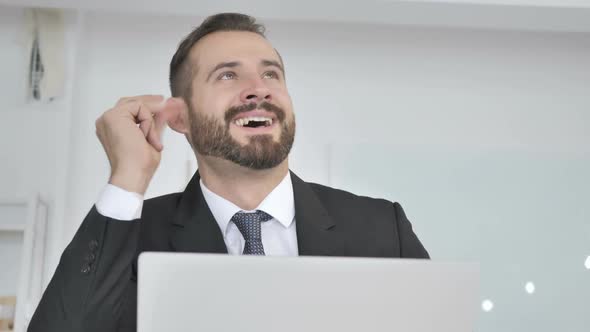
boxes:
[188,101,295,170]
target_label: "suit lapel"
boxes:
[169,170,343,256]
[291,171,344,256]
[169,171,228,254]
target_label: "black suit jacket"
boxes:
[28,171,428,332]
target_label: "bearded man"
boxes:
[29,13,429,332]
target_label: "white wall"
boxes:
[0,7,64,296]
[0,6,62,200]
[1,6,589,331]
[64,12,590,236]
[0,232,24,296]
[0,6,83,294]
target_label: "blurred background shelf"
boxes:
[0,197,49,332]
[0,224,26,232]
[0,295,16,332]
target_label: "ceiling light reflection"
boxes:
[525,282,535,294]
[482,299,494,312]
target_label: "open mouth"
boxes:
[234,116,274,128]
[230,109,279,133]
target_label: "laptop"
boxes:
[137,253,479,332]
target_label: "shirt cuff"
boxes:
[95,184,144,220]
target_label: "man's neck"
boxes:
[196,156,289,211]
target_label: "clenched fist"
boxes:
[95,95,186,195]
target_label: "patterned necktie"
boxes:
[231,210,273,255]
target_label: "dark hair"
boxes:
[169,13,266,101]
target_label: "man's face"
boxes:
[186,31,295,170]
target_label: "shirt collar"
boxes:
[199,172,295,235]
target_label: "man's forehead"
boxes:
[190,31,280,68]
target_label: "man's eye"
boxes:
[219,72,236,80]
[262,71,279,79]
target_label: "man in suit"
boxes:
[28,13,428,332]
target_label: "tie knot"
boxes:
[231,210,273,240]
[231,210,272,255]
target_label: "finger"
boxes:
[116,95,165,107]
[110,100,163,151]
[164,97,187,114]
[153,110,169,134]
[160,97,187,131]
[135,102,167,151]
[138,114,163,152]
[118,99,167,123]
[146,119,163,151]
[148,97,188,151]
[151,97,186,135]
[114,99,165,125]
[149,98,183,151]
[136,103,156,139]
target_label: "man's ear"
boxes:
[166,97,190,135]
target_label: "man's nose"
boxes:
[239,78,272,104]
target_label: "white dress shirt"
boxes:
[96,173,298,256]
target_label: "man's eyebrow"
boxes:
[261,59,284,74]
[206,61,241,81]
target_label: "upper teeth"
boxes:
[235,116,273,127]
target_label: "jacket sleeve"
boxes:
[394,202,430,259]
[28,205,140,332]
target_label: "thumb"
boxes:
[149,99,175,151]
[153,102,170,134]
[159,97,189,134]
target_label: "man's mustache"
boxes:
[224,101,286,125]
